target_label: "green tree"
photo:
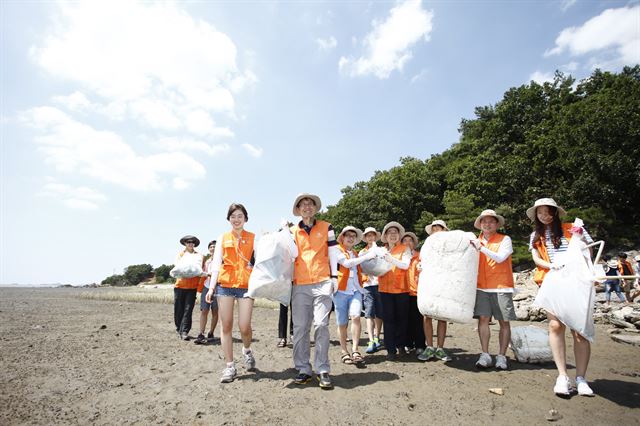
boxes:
[101,274,126,286]
[123,264,154,286]
[153,264,174,283]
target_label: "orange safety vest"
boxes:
[217,230,255,289]
[618,259,634,276]
[337,244,364,292]
[378,244,409,294]
[293,220,331,285]
[407,251,420,296]
[174,250,205,290]
[477,233,514,290]
[532,223,573,285]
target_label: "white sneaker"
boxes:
[553,375,571,396]
[495,355,508,370]
[244,350,256,371]
[220,365,237,383]
[475,352,493,368]
[576,376,595,397]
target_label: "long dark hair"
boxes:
[532,206,564,249]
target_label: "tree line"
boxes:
[319,66,640,268]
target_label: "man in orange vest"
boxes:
[290,193,340,389]
[470,210,516,371]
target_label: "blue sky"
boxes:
[2,0,638,284]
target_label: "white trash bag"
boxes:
[247,228,295,306]
[360,246,392,277]
[170,252,204,278]
[532,218,598,342]
[418,230,479,324]
[510,326,553,364]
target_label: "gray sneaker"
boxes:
[220,365,237,383]
[244,350,256,371]
[417,346,435,361]
[434,347,452,362]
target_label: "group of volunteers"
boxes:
[172,193,615,397]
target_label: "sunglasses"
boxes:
[186,241,196,244]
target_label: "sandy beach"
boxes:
[0,287,638,425]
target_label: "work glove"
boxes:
[331,277,339,294]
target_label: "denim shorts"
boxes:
[215,285,249,299]
[333,291,362,326]
[200,287,218,311]
[363,285,383,319]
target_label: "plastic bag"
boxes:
[510,326,553,364]
[247,228,295,306]
[360,246,392,277]
[418,230,479,323]
[532,219,596,342]
[170,252,204,278]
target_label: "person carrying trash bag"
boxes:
[289,193,340,389]
[334,226,376,366]
[469,210,516,371]
[205,203,257,384]
[359,227,385,354]
[378,221,412,361]
[528,198,595,397]
[173,235,205,340]
[402,231,425,356]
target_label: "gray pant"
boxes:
[292,280,333,375]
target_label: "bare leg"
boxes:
[498,320,511,356]
[436,320,447,348]
[209,308,219,335]
[423,316,433,347]
[571,329,591,378]
[237,298,254,350]
[547,313,568,376]
[338,324,349,354]
[218,297,235,363]
[478,316,491,353]
[199,310,208,334]
[351,316,362,353]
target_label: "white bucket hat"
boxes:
[425,219,448,235]
[292,193,322,216]
[526,198,566,222]
[337,226,363,245]
[474,209,506,230]
[362,227,381,241]
[401,231,419,247]
[607,259,619,268]
[381,221,405,243]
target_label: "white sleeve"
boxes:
[479,236,513,264]
[339,252,370,269]
[329,245,340,276]
[208,234,224,284]
[388,248,411,270]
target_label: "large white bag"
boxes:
[360,246,392,277]
[418,230,479,323]
[510,326,554,364]
[247,228,295,306]
[532,220,597,342]
[170,252,204,278]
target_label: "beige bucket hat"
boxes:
[401,231,419,247]
[337,226,363,245]
[381,221,406,243]
[526,198,567,222]
[292,193,322,216]
[474,209,506,230]
[362,227,381,241]
[425,219,448,235]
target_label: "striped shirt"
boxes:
[528,226,593,263]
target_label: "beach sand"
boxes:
[0,287,638,425]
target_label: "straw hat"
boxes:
[474,209,505,230]
[401,231,419,247]
[381,221,406,243]
[292,193,322,216]
[337,226,363,245]
[526,198,566,222]
[425,219,448,235]
[180,235,200,247]
[362,227,381,241]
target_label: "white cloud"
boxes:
[544,5,640,68]
[242,143,263,158]
[153,137,231,157]
[410,69,428,84]
[23,107,206,191]
[39,180,108,210]
[316,36,338,51]
[339,0,434,79]
[29,1,253,135]
[560,0,577,12]
[529,71,556,84]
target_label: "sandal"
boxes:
[351,351,365,366]
[341,352,354,364]
[277,338,287,348]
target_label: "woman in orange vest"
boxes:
[174,235,204,340]
[417,220,452,362]
[401,232,425,356]
[205,203,256,384]
[528,198,595,397]
[378,221,411,361]
[334,226,376,366]
[469,209,516,371]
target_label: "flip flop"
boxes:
[341,352,354,364]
